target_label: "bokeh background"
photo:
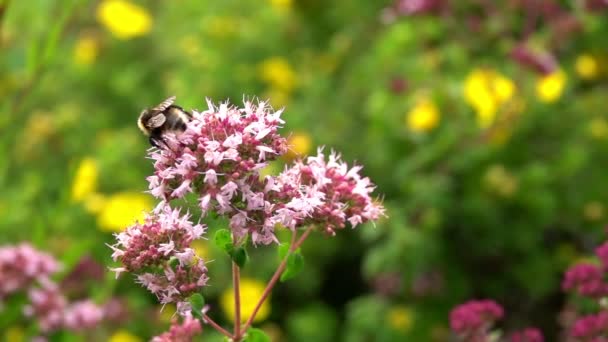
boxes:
[2,0,608,340]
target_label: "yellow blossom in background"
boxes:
[3,326,24,342]
[269,0,292,12]
[584,201,604,221]
[204,16,239,38]
[191,240,210,260]
[575,54,600,80]
[286,132,312,159]
[484,164,518,198]
[71,157,98,202]
[259,57,297,92]
[464,69,516,128]
[221,277,269,323]
[406,98,440,133]
[108,330,142,342]
[159,303,177,323]
[97,192,153,232]
[73,36,99,66]
[536,70,566,103]
[83,193,107,214]
[263,87,291,108]
[387,305,414,333]
[589,117,608,140]
[97,0,152,40]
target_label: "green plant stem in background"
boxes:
[241,226,314,334]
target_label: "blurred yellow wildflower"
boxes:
[406,98,440,133]
[191,240,210,260]
[264,87,291,108]
[221,277,269,323]
[584,201,604,221]
[71,157,98,202]
[575,54,600,80]
[108,330,142,342]
[286,132,313,159]
[259,57,297,92]
[73,36,99,66]
[97,192,153,232]
[204,16,239,38]
[4,326,24,342]
[484,164,518,198]
[179,35,201,58]
[97,0,152,40]
[17,111,55,157]
[270,0,292,11]
[536,70,566,103]
[464,69,515,128]
[589,117,608,139]
[83,193,107,214]
[387,305,414,333]
[159,303,177,323]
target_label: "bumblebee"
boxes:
[137,96,192,148]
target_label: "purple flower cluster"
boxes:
[450,299,504,341]
[510,328,544,342]
[143,99,384,245]
[570,311,608,340]
[0,243,59,301]
[152,314,202,342]
[110,205,208,308]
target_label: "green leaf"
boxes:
[280,250,304,282]
[214,229,234,252]
[278,243,290,260]
[188,293,205,320]
[230,247,248,268]
[243,328,271,342]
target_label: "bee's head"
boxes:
[138,108,167,135]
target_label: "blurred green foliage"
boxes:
[2,0,608,340]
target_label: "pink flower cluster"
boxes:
[274,149,385,236]
[562,263,608,298]
[144,99,384,245]
[0,244,105,335]
[570,311,608,340]
[510,328,544,342]
[450,299,504,341]
[0,243,59,301]
[562,241,608,298]
[152,314,202,342]
[109,205,209,307]
[449,300,544,342]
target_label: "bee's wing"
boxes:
[148,113,167,128]
[153,96,176,111]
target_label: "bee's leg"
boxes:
[149,136,163,149]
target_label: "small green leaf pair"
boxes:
[214,229,249,268]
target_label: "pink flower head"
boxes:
[449,299,504,341]
[510,328,544,342]
[63,300,104,331]
[562,263,608,298]
[23,279,67,333]
[274,148,386,236]
[0,243,60,300]
[147,98,288,205]
[570,311,608,339]
[109,204,209,306]
[152,314,202,342]
[596,242,608,270]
